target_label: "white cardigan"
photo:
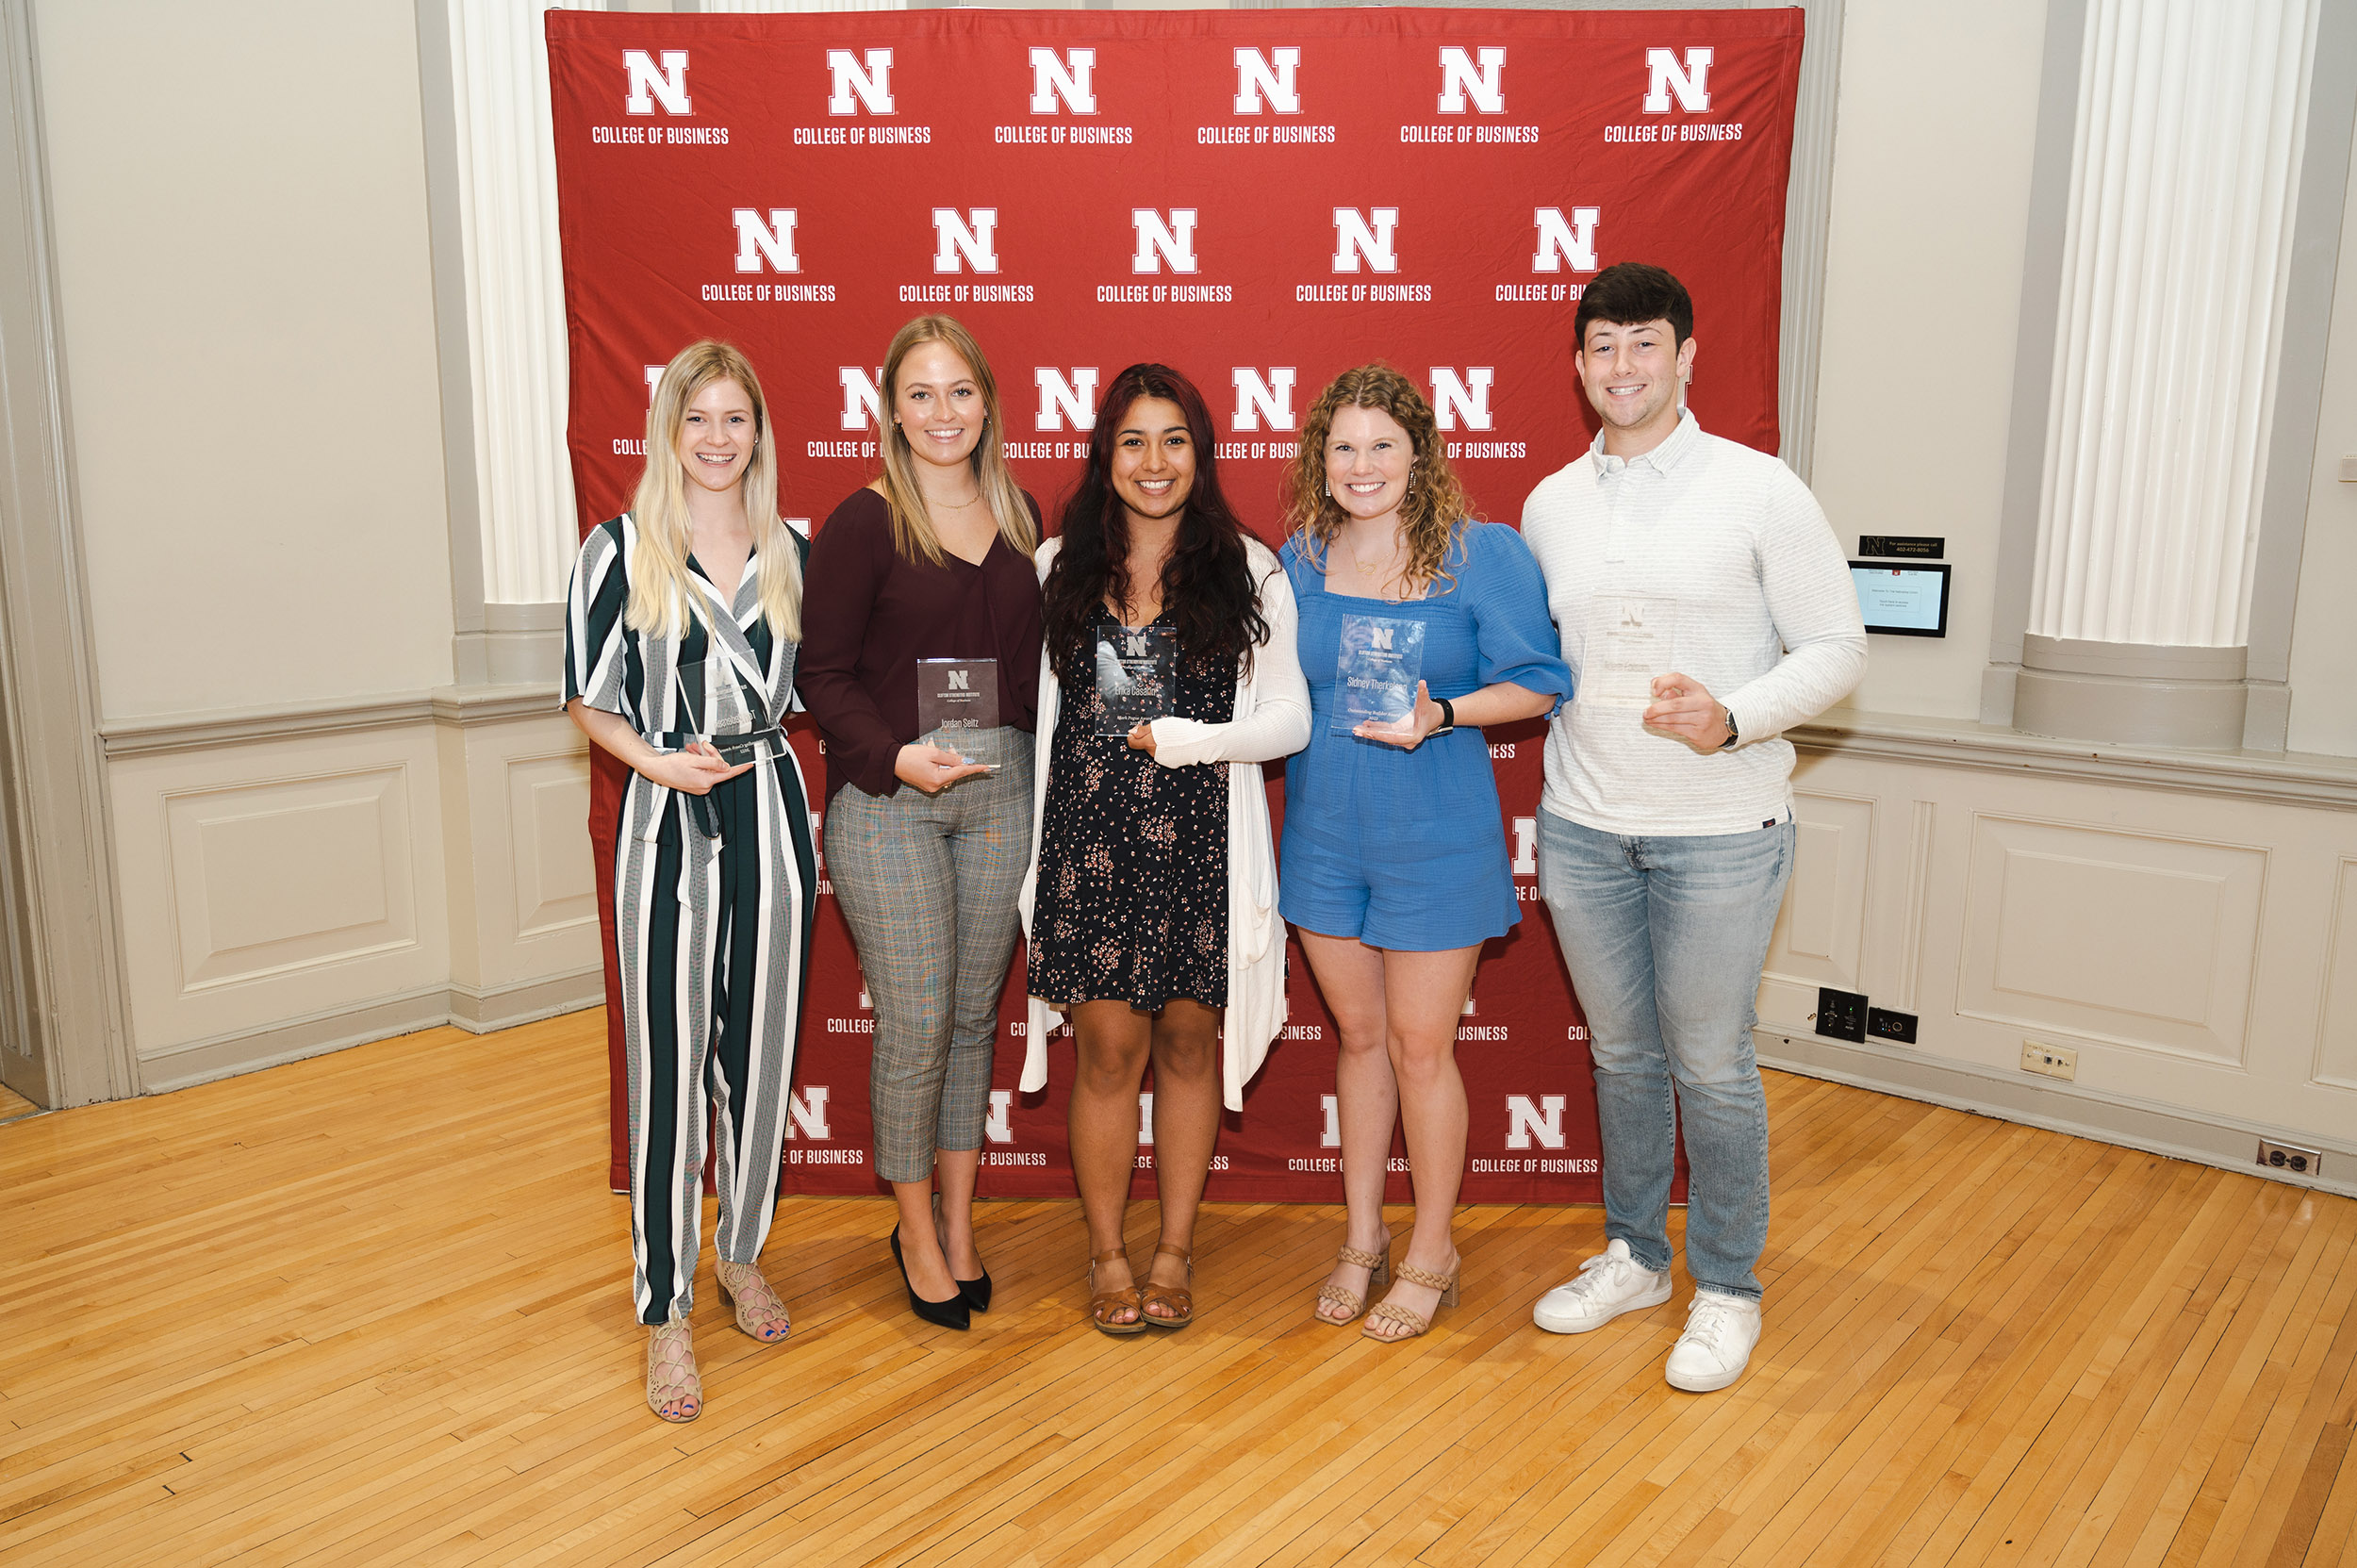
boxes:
[1016,536,1312,1109]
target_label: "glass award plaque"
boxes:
[1332,613,1426,734]
[1584,595,1678,706]
[703,661,762,759]
[1094,624,1177,736]
[916,657,998,759]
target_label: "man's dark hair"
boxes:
[1574,262,1693,352]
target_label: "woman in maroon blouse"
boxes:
[799,315,1043,1330]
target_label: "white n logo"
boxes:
[1512,816,1538,876]
[1321,1093,1341,1148]
[1370,626,1394,652]
[985,1090,1014,1144]
[1330,207,1399,274]
[784,1085,832,1141]
[1230,367,1297,432]
[645,364,667,404]
[1532,206,1600,273]
[947,669,970,691]
[1034,367,1100,432]
[1138,1092,1155,1147]
[1643,46,1713,113]
[1131,208,1198,274]
[1233,47,1301,114]
[931,207,1000,274]
[1030,47,1096,114]
[732,208,800,274]
[839,366,883,432]
[624,50,689,116]
[1437,46,1505,114]
[1505,1094,1567,1150]
[827,48,894,115]
[1430,367,1495,432]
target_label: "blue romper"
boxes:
[1279,521,1573,951]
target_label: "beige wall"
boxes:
[35,0,455,722]
[2287,116,2357,758]
[1809,0,2052,723]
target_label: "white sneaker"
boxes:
[1532,1239,1672,1334]
[1663,1290,1762,1392]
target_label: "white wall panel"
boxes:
[2317,857,2357,1090]
[1763,791,1874,995]
[169,771,417,990]
[509,751,596,940]
[1958,816,2264,1064]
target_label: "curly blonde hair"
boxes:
[1283,364,1475,597]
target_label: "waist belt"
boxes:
[645,726,786,842]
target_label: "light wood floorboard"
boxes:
[1,1011,2350,1566]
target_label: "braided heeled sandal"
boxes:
[715,1259,791,1344]
[1089,1247,1147,1336]
[1314,1241,1392,1325]
[1139,1242,1195,1329]
[646,1316,701,1423]
[1362,1259,1460,1344]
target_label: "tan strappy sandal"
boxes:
[647,1316,702,1422]
[1362,1259,1460,1344]
[1139,1242,1195,1329]
[1088,1247,1147,1336]
[716,1259,791,1344]
[1314,1239,1392,1325]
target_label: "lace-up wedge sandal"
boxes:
[715,1259,791,1344]
[1361,1260,1459,1344]
[646,1316,702,1423]
[1139,1243,1195,1330]
[1088,1247,1147,1336]
[1314,1242,1392,1325]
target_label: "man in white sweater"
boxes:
[1519,263,1866,1392]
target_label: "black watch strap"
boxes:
[1720,707,1739,750]
[1432,695,1456,735]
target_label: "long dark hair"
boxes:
[1043,363,1269,686]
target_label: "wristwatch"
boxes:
[1720,707,1739,750]
[1430,695,1457,736]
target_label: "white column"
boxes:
[447,0,589,606]
[2018,0,2320,745]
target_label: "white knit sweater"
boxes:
[1519,412,1867,836]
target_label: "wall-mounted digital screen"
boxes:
[1851,562,1951,637]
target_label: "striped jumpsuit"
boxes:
[565,515,818,1327]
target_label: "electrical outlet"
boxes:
[2021,1039,2078,1080]
[2259,1140,2321,1178]
[1867,1007,1918,1044]
[1814,987,1868,1043]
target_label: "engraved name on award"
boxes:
[916,657,998,762]
[1333,613,1426,734]
[1585,595,1678,706]
[1094,624,1177,737]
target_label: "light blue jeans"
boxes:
[1536,808,1794,1301]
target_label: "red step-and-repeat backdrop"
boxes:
[547,7,1801,1202]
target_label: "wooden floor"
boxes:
[0,1081,38,1121]
[3,1014,2353,1567]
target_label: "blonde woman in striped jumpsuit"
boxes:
[565,340,817,1423]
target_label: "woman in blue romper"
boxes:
[1281,365,1572,1344]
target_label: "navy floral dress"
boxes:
[1029,609,1234,1011]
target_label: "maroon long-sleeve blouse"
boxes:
[798,486,1045,801]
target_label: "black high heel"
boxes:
[933,1193,992,1313]
[890,1227,971,1330]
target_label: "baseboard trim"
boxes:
[138,975,603,1093]
[1755,1028,2357,1197]
[446,968,604,1032]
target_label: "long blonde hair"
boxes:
[1284,364,1475,597]
[873,315,1037,565]
[626,340,802,643]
